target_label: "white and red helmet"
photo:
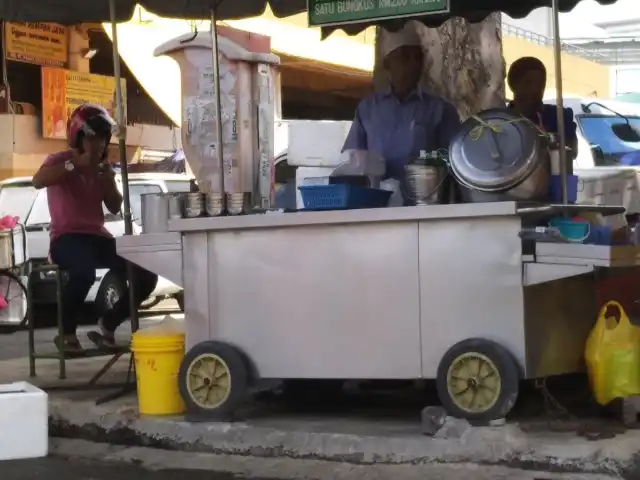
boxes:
[66,104,116,153]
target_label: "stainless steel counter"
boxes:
[168,202,520,232]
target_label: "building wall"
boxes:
[229,11,609,100]
[0,114,180,179]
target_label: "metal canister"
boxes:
[405,152,447,206]
[168,193,184,220]
[141,193,171,233]
[205,193,224,217]
[184,192,204,218]
[226,193,244,216]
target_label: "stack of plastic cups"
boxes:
[184,193,204,218]
[227,193,244,215]
[205,193,224,216]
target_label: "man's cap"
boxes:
[380,21,422,59]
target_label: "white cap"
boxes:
[380,21,422,59]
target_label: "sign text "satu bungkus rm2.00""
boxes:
[308,0,449,27]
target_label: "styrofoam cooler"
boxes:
[576,169,627,207]
[0,382,48,460]
[287,120,353,167]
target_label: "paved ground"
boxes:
[0,439,620,480]
[0,304,633,478]
[1,457,242,480]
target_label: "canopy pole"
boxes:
[210,8,226,203]
[109,0,138,332]
[551,0,569,205]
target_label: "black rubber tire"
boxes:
[178,340,249,419]
[175,291,184,312]
[94,272,124,318]
[436,338,520,422]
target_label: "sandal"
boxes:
[53,336,84,356]
[87,330,119,350]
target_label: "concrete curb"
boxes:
[48,438,622,480]
[48,398,639,478]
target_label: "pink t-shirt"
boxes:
[43,150,111,242]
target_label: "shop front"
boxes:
[0,21,180,179]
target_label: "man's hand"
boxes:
[99,164,116,181]
[70,149,93,169]
[100,164,123,215]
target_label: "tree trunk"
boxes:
[374,16,505,120]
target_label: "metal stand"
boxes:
[93,0,139,406]
[551,0,569,205]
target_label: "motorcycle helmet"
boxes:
[66,104,116,158]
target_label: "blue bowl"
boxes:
[549,217,590,242]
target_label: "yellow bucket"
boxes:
[131,330,185,416]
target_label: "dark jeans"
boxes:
[50,233,158,336]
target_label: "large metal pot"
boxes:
[141,193,183,233]
[448,108,550,203]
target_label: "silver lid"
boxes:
[449,108,543,192]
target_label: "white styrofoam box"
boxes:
[295,166,334,209]
[576,168,628,207]
[0,382,48,461]
[287,120,353,168]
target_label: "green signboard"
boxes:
[308,0,450,27]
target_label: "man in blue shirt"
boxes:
[342,23,461,204]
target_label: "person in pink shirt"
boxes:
[32,104,158,354]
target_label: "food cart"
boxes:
[111,0,638,422]
[118,199,637,421]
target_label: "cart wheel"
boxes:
[436,338,519,422]
[178,341,249,418]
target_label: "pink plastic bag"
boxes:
[0,216,19,230]
[0,296,8,310]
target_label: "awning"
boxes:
[0,1,621,36]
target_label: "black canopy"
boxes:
[0,0,620,32]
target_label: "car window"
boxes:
[164,180,192,193]
[129,183,163,226]
[25,190,51,227]
[0,185,38,222]
[578,116,640,155]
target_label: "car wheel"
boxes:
[95,272,124,318]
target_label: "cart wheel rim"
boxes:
[446,352,501,414]
[185,353,232,410]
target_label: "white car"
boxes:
[0,172,190,320]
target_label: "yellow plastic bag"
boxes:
[585,301,640,405]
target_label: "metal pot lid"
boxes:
[449,108,543,192]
